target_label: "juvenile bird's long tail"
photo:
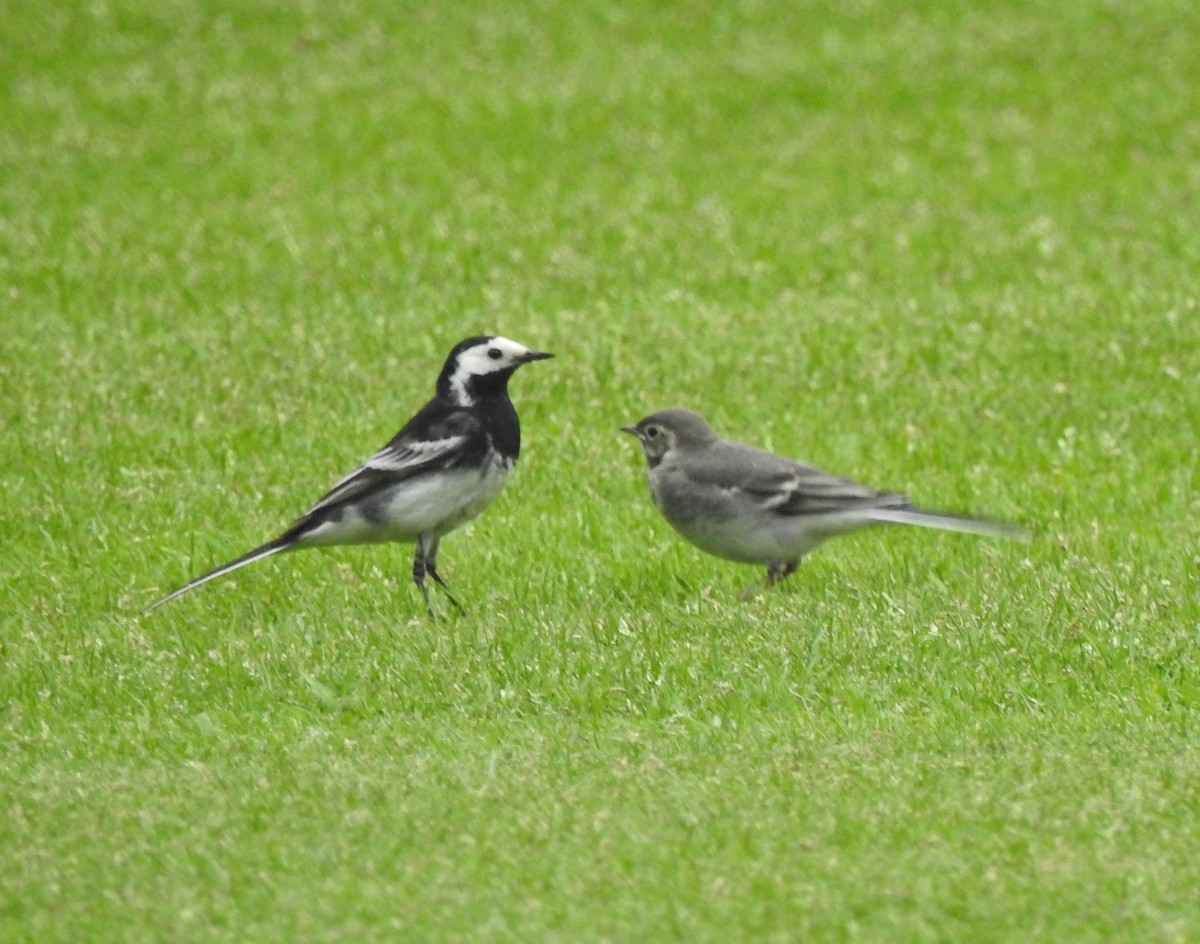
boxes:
[865,507,1030,541]
[143,537,293,613]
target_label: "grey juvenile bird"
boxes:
[622,408,1027,594]
[147,335,553,617]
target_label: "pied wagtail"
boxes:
[622,408,1028,595]
[146,335,553,617]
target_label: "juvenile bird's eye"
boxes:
[645,426,660,438]
[487,348,503,360]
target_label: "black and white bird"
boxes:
[622,408,1027,595]
[146,335,553,617]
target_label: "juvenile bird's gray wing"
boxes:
[673,439,1027,540]
[681,441,908,517]
[753,463,907,517]
[302,408,486,517]
[749,455,1027,538]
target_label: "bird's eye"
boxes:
[487,348,503,360]
[645,426,660,438]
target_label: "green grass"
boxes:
[3,0,1199,940]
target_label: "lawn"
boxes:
[2,0,1199,940]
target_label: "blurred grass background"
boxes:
[2,1,1198,941]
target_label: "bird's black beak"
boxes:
[619,424,639,436]
[519,350,554,363]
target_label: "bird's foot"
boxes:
[739,581,767,601]
[429,568,467,618]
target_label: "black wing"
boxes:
[302,400,488,517]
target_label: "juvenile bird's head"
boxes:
[621,408,719,467]
[438,336,553,405]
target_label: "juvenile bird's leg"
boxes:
[742,560,800,599]
[767,561,800,587]
[412,534,436,619]
[424,536,466,617]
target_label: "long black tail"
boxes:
[143,537,293,613]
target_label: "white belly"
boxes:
[299,456,514,547]
[426,454,514,536]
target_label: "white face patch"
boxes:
[446,336,534,405]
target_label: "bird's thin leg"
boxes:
[767,561,800,587]
[412,534,436,619]
[743,560,800,599]
[424,537,467,617]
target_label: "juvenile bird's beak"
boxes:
[619,424,639,436]
[518,350,554,363]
